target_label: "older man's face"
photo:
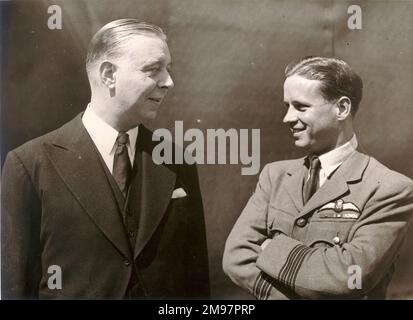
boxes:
[114,35,174,126]
[283,75,340,155]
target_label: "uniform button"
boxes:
[124,260,131,267]
[333,236,341,244]
[296,218,307,227]
[128,230,136,238]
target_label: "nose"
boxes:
[158,69,174,89]
[283,105,298,124]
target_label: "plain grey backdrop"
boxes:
[1,0,413,298]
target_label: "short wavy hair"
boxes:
[285,56,363,115]
[86,19,167,82]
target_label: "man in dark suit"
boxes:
[223,57,413,299]
[1,19,210,299]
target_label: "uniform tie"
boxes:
[113,132,132,197]
[303,155,321,204]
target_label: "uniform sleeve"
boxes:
[1,151,42,299]
[223,164,295,299]
[256,175,413,299]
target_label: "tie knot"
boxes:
[308,155,321,170]
[116,132,129,146]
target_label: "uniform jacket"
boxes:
[1,113,210,299]
[223,150,413,299]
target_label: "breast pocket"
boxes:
[306,209,359,248]
[267,205,295,238]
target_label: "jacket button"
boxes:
[124,260,131,267]
[296,218,307,227]
[128,230,136,238]
[333,236,341,244]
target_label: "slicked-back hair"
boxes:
[285,56,363,116]
[86,19,167,82]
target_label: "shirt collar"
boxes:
[318,134,358,178]
[82,104,139,156]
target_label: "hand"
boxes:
[261,238,272,250]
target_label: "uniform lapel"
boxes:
[43,114,131,259]
[282,159,307,214]
[133,125,176,259]
[298,150,370,218]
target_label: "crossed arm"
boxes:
[223,164,413,299]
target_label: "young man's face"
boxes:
[113,34,174,126]
[283,75,340,155]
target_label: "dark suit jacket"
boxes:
[1,113,210,299]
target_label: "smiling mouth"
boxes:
[291,127,306,134]
[148,97,162,103]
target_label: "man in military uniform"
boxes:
[223,56,413,299]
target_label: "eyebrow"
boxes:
[141,59,172,70]
[142,60,161,68]
[288,100,310,106]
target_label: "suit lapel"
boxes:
[298,150,370,218]
[43,114,131,259]
[133,125,176,259]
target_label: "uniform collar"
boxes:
[317,134,358,178]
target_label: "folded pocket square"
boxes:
[171,188,187,199]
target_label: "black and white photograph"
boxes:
[1,0,413,305]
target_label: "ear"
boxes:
[99,61,117,89]
[336,96,352,120]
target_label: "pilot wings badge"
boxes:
[317,199,361,219]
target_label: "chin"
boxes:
[150,110,159,118]
[142,111,158,121]
[294,139,309,149]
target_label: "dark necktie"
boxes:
[113,132,132,196]
[302,155,321,204]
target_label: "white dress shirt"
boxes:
[317,134,358,186]
[82,105,139,174]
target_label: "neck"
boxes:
[310,124,355,156]
[90,93,133,132]
[335,129,354,150]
